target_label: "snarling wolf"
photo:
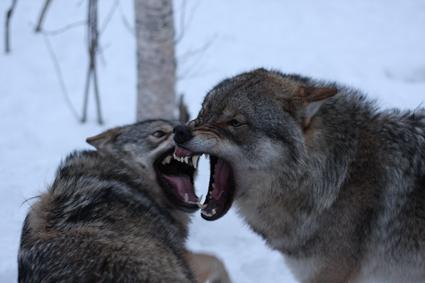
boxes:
[18,120,231,283]
[173,69,425,283]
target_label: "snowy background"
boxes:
[1,0,425,282]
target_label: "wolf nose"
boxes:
[173,125,193,144]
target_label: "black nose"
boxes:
[173,125,193,144]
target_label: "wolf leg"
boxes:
[184,251,232,283]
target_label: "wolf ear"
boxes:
[86,127,122,153]
[295,86,338,129]
[178,94,190,124]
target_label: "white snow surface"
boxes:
[1,0,425,282]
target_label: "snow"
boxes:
[1,0,424,282]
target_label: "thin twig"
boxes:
[81,64,91,123]
[118,1,135,36]
[178,35,216,80]
[175,0,200,45]
[42,20,86,36]
[97,43,110,66]
[81,0,103,124]
[92,62,103,124]
[178,36,215,62]
[42,34,80,121]
[97,0,119,66]
[34,0,53,33]
[174,0,187,44]
[5,0,18,54]
[99,0,119,35]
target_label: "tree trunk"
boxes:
[134,0,177,121]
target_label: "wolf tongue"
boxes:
[211,159,230,199]
[162,175,198,203]
[201,158,233,220]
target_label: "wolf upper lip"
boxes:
[161,152,201,169]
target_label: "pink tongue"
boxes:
[211,159,230,199]
[162,174,198,202]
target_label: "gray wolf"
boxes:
[18,119,231,283]
[173,69,425,283]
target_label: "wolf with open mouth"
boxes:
[174,69,425,283]
[18,119,231,283]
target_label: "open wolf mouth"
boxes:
[154,148,201,212]
[173,146,235,221]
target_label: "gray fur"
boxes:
[18,120,197,283]
[176,69,425,283]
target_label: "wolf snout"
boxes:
[174,125,193,144]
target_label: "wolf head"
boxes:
[86,119,201,212]
[173,68,338,220]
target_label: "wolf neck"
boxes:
[236,93,376,256]
[44,151,189,237]
[105,153,191,230]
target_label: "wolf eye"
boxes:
[228,119,242,127]
[152,130,166,138]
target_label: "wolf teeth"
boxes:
[161,155,172,165]
[171,153,202,168]
[201,208,217,217]
[192,155,200,168]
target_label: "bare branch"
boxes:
[178,36,215,62]
[42,20,86,36]
[92,61,103,125]
[99,0,119,35]
[118,2,135,36]
[81,65,91,124]
[81,0,103,125]
[175,0,200,45]
[34,0,53,33]
[177,35,216,80]
[4,0,17,54]
[42,34,80,121]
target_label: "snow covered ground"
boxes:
[1,0,424,282]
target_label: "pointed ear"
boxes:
[295,86,338,129]
[178,94,190,124]
[86,127,122,152]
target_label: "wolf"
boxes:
[18,119,231,283]
[173,68,425,283]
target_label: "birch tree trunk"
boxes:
[134,0,177,121]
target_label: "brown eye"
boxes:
[152,130,166,138]
[228,119,242,127]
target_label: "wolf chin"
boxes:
[174,69,425,283]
